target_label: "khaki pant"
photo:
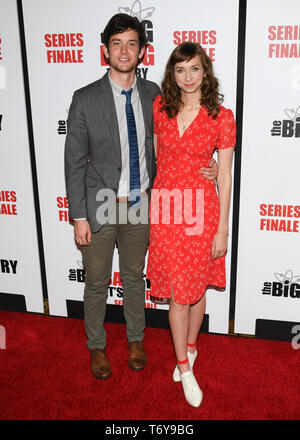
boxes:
[81,200,149,350]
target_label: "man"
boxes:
[65,13,217,379]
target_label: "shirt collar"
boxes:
[108,73,137,98]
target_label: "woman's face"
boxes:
[174,54,205,96]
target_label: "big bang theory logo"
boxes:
[270,106,300,138]
[262,270,300,299]
[68,264,157,308]
[100,1,155,78]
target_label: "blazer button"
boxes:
[118,167,121,172]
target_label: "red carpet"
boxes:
[0,310,299,420]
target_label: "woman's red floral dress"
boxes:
[147,95,236,304]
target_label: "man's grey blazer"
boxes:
[65,72,161,233]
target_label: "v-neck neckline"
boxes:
[176,106,202,139]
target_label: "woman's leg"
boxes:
[169,286,203,407]
[187,293,206,353]
[168,288,190,373]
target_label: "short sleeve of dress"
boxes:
[217,108,236,150]
[153,95,162,135]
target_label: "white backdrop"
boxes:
[234,0,300,335]
[0,0,44,313]
[21,0,239,333]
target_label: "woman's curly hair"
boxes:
[161,42,223,119]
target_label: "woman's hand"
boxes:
[211,231,228,260]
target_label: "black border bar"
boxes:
[17,0,49,309]
[229,0,247,323]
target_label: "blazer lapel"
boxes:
[95,74,152,164]
[97,72,122,162]
[137,77,151,138]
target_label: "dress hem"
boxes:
[150,284,226,305]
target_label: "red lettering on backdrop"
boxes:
[268,25,300,58]
[58,210,70,222]
[0,204,17,215]
[172,30,217,61]
[44,33,83,47]
[0,190,17,202]
[173,30,217,45]
[113,272,122,286]
[142,44,154,66]
[260,203,300,218]
[259,203,300,232]
[268,25,300,41]
[57,197,69,209]
[45,33,84,63]
[57,196,69,222]
[47,50,83,63]
[0,190,17,215]
[108,272,122,286]
[100,44,155,67]
[100,46,109,66]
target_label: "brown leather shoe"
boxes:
[128,341,147,371]
[90,349,111,379]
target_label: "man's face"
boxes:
[103,29,145,74]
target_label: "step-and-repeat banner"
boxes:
[18,0,239,334]
[234,0,300,336]
[1,0,299,340]
[0,0,44,313]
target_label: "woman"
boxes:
[147,42,236,407]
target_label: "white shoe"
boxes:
[173,350,198,382]
[180,370,203,408]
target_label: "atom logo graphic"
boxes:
[284,106,300,123]
[118,0,155,20]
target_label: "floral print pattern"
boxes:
[147,95,236,304]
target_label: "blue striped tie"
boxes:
[121,88,141,207]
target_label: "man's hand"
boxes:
[74,219,92,246]
[200,158,218,183]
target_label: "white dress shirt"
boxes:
[109,74,149,197]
